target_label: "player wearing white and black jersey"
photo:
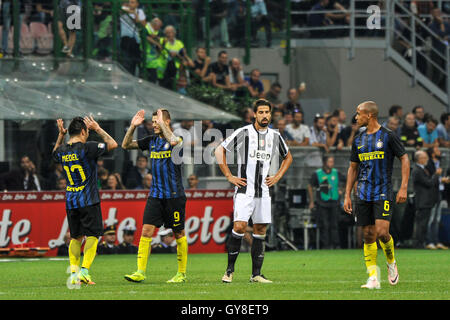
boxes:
[215,99,293,283]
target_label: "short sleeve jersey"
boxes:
[137,134,185,199]
[221,124,289,198]
[52,141,106,209]
[350,126,406,201]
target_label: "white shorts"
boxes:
[233,193,272,224]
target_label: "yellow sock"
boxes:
[379,236,395,264]
[364,242,378,278]
[137,236,152,273]
[69,239,81,273]
[176,236,188,274]
[81,236,98,270]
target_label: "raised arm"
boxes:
[84,116,118,151]
[53,119,67,153]
[156,109,182,147]
[122,110,145,150]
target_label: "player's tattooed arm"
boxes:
[122,110,145,150]
[156,109,182,146]
[53,119,67,152]
[84,115,119,151]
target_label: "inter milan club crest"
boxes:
[164,143,170,150]
[376,140,383,149]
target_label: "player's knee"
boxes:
[377,228,390,242]
[233,222,247,234]
[141,225,155,238]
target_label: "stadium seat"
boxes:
[20,23,35,54]
[30,22,53,54]
[261,79,271,94]
[7,24,35,55]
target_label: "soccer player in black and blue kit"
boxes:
[344,101,410,289]
[52,116,118,285]
[122,109,188,283]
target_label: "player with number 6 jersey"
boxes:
[52,116,118,286]
[344,101,410,289]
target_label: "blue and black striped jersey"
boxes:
[350,126,406,202]
[52,141,106,209]
[138,134,185,199]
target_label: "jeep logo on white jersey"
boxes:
[249,150,271,161]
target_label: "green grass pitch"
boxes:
[0,249,448,300]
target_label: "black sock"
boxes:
[251,235,265,277]
[226,231,243,273]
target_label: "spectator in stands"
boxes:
[388,105,403,123]
[55,177,67,191]
[117,225,138,254]
[411,0,434,24]
[411,150,441,249]
[436,112,450,148]
[120,0,146,75]
[142,17,163,83]
[190,47,213,85]
[105,173,125,190]
[137,119,153,140]
[310,114,329,152]
[97,167,109,189]
[425,146,450,250]
[1,1,26,58]
[48,162,64,190]
[35,0,53,24]
[273,118,295,146]
[242,107,255,126]
[412,105,425,126]
[397,17,427,75]
[187,174,199,189]
[141,173,152,190]
[282,83,306,114]
[264,82,283,109]
[228,58,248,95]
[250,0,272,47]
[286,111,310,146]
[124,155,149,189]
[210,0,232,48]
[418,117,439,148]
[325,113,342,148]
[0,155,46,191]
[209,50,231,90]
[307,0,335,38]
[57,232,71,256]
[245,69,264,98]
[57,0,81,58]
[429,8,450,89]
[158,25,194,90]
[97,225,118,254]
[152,228,177,253]
[334,108,347,131]
[386,116,401,136]
[229,0,247,47]
[400,112,423,148]
[339,114,359,147]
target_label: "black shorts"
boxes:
[355,199,393,226]
[66,203,103,238]
[143,196,186,233]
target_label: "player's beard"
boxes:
[258,118,269,128]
